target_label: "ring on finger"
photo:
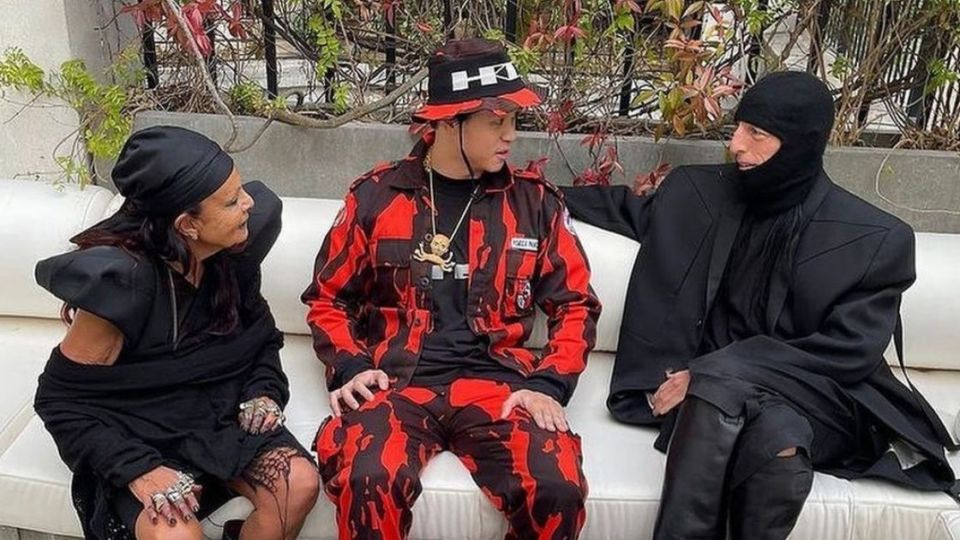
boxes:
[166,489,184,503]
[151,492,167,508]
[175,481,194,496]
[174,472,194,492]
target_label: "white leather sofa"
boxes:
[0,177,958,540]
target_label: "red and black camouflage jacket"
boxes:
[301,137,601,405]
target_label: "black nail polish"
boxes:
[169,517,176,526]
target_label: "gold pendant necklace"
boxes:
[412,152,480,273]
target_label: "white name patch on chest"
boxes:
[510,237,540,252]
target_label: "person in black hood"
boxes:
[562,71,958,539]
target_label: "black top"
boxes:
[699,211,777,353]
[33,182,309,539]
[412,171,509,386]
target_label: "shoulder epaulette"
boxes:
[349,160,398,191]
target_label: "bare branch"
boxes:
[271,67,428,129]
[161,0,239,150]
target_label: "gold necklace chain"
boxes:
[413,152,481,272]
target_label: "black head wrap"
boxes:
[719,72,835,334]
[733,71,834,215]
[112,126,234,216]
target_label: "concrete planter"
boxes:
[125,111,960,234]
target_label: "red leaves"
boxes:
[664,34,706,64]
[178,2,213,57]
[120,0,164,29]
[634,162,671,196]
[523,156,550,177]
[554,22,586,43]
[523,13,554,50]
[382,0,400,27]
[554,0,584,44]
[678,65,743,124]
[547,100,575,135]
[122,0,253,57]
[579,127,608,153]
[597,146,623,177]
[227,2,247,39]
[572,168,602,186]
[573,147,621,187]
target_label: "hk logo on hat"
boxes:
[415,41,541,119]
[451,61,520,92]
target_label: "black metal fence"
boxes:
[138,0,959,138]
[819,0,960,130]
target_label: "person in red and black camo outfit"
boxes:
[301,38,601,540]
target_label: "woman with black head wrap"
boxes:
[33,126,319,540]
[562,72,958,539]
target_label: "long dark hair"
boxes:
[66,198,240,335]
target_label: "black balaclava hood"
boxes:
[112,126,234,216]
[733,71,835,216]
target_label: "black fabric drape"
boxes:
[32,182,310,538]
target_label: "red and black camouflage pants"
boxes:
[314,378,587,540]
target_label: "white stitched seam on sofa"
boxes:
[0,400,36,458]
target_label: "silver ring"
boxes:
[175,471,194,483]
[263,402,282,416]
[151,492,167,508]
[166,489,184,503]
[174,480,193,495]
[174,472,195,495]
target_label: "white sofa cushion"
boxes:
[0,317,68,455]
[0,180,115,320]
[261,198,339,338]
[2,329,957,540]
[891,233,960,371]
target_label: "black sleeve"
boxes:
[35,246,155,345]
[523,375,568,404]
[776,223,915,383]
[34,353,163,488]
[238,269,290,407]
[559,183,658,242]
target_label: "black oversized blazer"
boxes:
[562,164,958,493]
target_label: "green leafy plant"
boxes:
[0,47,143,185]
